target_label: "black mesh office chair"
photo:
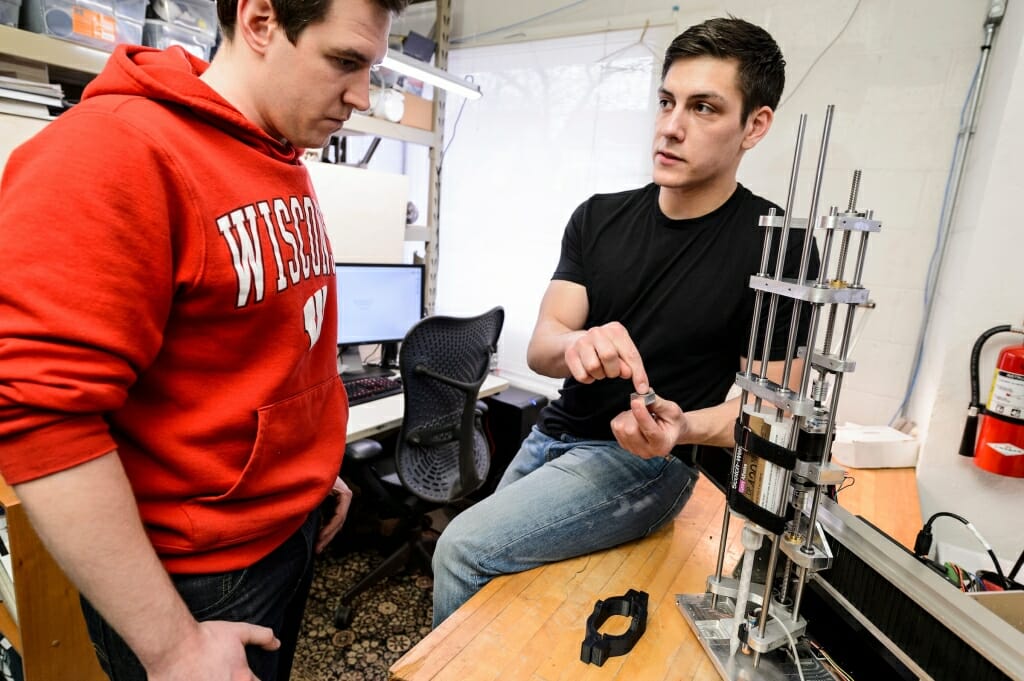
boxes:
[334,306,505,628]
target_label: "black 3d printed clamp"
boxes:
[580,589,649,667]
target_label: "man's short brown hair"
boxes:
[663,17,786,122]
[218,0,410,44]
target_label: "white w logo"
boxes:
[303,286,328,348]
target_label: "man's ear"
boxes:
[235,0,277,54]
[741,105,774,150]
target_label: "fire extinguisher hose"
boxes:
[959,324,1023,456]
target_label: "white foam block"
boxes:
[832,423,919,469]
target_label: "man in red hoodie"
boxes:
[0,0,407,678]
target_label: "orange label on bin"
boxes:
[71,6,116,43]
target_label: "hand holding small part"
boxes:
[611,389,687,459]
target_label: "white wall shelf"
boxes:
[0,25,109,76]
[342,113,436,147]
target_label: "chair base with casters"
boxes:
[333,438,424,628]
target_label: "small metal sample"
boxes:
[630,390,657,409]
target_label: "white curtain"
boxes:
[436,28,673,395]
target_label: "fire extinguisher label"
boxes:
[986,442,1024,457]
[986,369,1024,418]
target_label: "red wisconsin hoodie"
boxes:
[0,46,347,573]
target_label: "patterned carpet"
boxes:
[291,546,435,681]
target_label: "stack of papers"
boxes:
[0,76,64,121]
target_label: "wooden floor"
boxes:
[389,466,921,681]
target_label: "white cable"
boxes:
[847,303,872,355]
[778,0,862,109]
[965,522,993,553]
[769,609,806,681]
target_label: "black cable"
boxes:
[915,511,1005,583]
[925,511,969,528]
[1009,545,1024,582]
[968,326,1012,407]
[960,324,1013,456]
[985,548,1006,583]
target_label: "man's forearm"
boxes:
[14,451,199,672]
[677,397,740,448]
[526,327,584,378]
[682,358,803,448]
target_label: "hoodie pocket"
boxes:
[181,375,346,551]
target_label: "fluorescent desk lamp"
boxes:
[380,51,482,100]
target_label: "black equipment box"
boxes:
[479,386,549,497]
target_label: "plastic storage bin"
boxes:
[116,16,141,43]
[20,0,117,51]
[114,0,144,44]
[148,0,215,38]
[0,0,21,27]
[142,18,213,60]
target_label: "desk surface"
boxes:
[389,466,921,681]
[347,373,510,441]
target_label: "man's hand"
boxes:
[564,321,649,393]
[315,476,353,554]
[611,393,689,459]
[147,619,279,681]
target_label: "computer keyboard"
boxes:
[344,375,403,405]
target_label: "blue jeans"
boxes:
[81,510,318,681]
[431,427,699,626]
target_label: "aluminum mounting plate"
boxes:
[748,277,871,305]
[675,593,838,681]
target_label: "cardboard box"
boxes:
[400,92,433,132]
[968,591,1024,634]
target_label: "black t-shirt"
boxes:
[538,182,819,443]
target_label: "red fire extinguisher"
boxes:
[959,324,1024,477]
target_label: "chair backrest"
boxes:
[395,306,505,503]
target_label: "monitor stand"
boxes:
[338,344,398,380]
[379,341,399,372]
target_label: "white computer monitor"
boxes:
[335,262,425,353]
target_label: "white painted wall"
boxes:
[910,1,1024,567]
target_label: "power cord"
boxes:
[768,609,806,681]
[1010,545,1024,583]
[913,511,1006,584]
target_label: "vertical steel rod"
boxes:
[853,229,871,286]
[794,107,837,401]
[711,507,732,608]
[751,534,784,670]
[798,105,835,286]
[757,113,802,385]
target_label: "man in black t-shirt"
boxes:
[432,17,818,626]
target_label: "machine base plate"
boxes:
[676,593,837,681]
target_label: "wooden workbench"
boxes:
[389,466,921,681]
